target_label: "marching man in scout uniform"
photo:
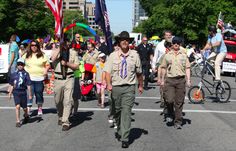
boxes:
[104,31,143,148]
[51,40,80,131]
[160,37,191,129]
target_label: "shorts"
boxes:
[96,83,106,90]
[13,91,27,109]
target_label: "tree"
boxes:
[137,0,236,45]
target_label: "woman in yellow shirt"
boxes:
[22,40,50,116]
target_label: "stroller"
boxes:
[81,63,96,101]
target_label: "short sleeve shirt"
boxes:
[104,49,142,86]
[8,42,19,64]
[160,50,190,78]
[92,62,105,83]
[207,33,227,53]
[9,70,31,91]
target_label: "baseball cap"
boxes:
[172,36,182,44]
[17,58,25,64]
[98,53,106,58]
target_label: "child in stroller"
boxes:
[81,63,96,101]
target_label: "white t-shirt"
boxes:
[152,40,166,68]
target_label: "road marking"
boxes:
[0,84,8,90]
[0,106,236,114]
[1,95,236,102]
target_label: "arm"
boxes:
[66,62,79,70]
[186,59,191,87]
[9,52,15,68]
[27,85,32,100]
[105,72,112,91]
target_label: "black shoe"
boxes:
[62,125,70,131]
[16,122,21,128]
[144,87,148,90]
[160,102,165,108]
[58,120,62,126]
[115,132,121,141]
[121,141,129,148]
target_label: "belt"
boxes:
[55,76,74,80]
[168,76,185,79]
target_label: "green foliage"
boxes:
[137,0,236,45]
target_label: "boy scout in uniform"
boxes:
[104,31,143,148]
[160,37,191,129]
[51,41,80,131]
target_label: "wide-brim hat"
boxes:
[115,31,134,43]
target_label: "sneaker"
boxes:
[166,117,173,123]
[113,122,118,129]
[16,122,21,128]
[62,125,70,131]
[108,117,114,124]
[28,107,32,116]
[38,107,43,116]
[174,123,182,129]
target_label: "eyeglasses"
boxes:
[76,37,80,38]
[31,44,37,47]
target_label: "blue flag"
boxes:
[95,0,113,53]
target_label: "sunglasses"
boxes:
[17,63,24,66]
[31,44,37,47]
[172,42,180,45]
[76,37,80,38]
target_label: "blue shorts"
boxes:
[13,91,27,109]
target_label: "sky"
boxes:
[88,0,132,35]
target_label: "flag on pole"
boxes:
[95,0,113,52]
[45,0,64,40]
[217,11,224,32]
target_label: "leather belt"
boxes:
[55,76,74,80]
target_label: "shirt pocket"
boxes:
[112,61,120,76]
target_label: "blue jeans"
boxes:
[27,80,44,107]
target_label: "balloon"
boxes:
[63,22,97,36]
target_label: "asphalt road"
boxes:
[0,75,236,151]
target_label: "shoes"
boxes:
[16,122,21,128]
[58,120,62,126]
[115,132,121,141]
[121,141,129,148]
[108,116,114,124]
[144,87,148,90]
[174,123,182,129]
[160,102,165,108]
[113,122,118,129]
[100,104,104,108]
[28,107,32,116]
[37,107,43,116]
[22,115,29,124]
[166,117,173,123]
[62,125,70,131]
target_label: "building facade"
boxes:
[132,0,148,28]
[63,0,98,29]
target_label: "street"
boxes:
[0,75,236,151]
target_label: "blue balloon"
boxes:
[16,36,20,42]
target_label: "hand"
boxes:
[107,84,112,91]
[61,60,67,66]
[138,85,143,95]
[28,95,32,100]
[157,78,161,86]
[80,80,84,86]
[187,80,191,87]
[160,80,165,86]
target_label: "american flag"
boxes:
[45,0,64,39]
[217,12,224,32]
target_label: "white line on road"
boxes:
[1,106,236,114]
[1,95,236,102]
[0,84,8,90]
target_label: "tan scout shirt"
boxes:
[53,48,80,79]
[104,49,142,86]
[160,50,190,78]
[82,49,99,65]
